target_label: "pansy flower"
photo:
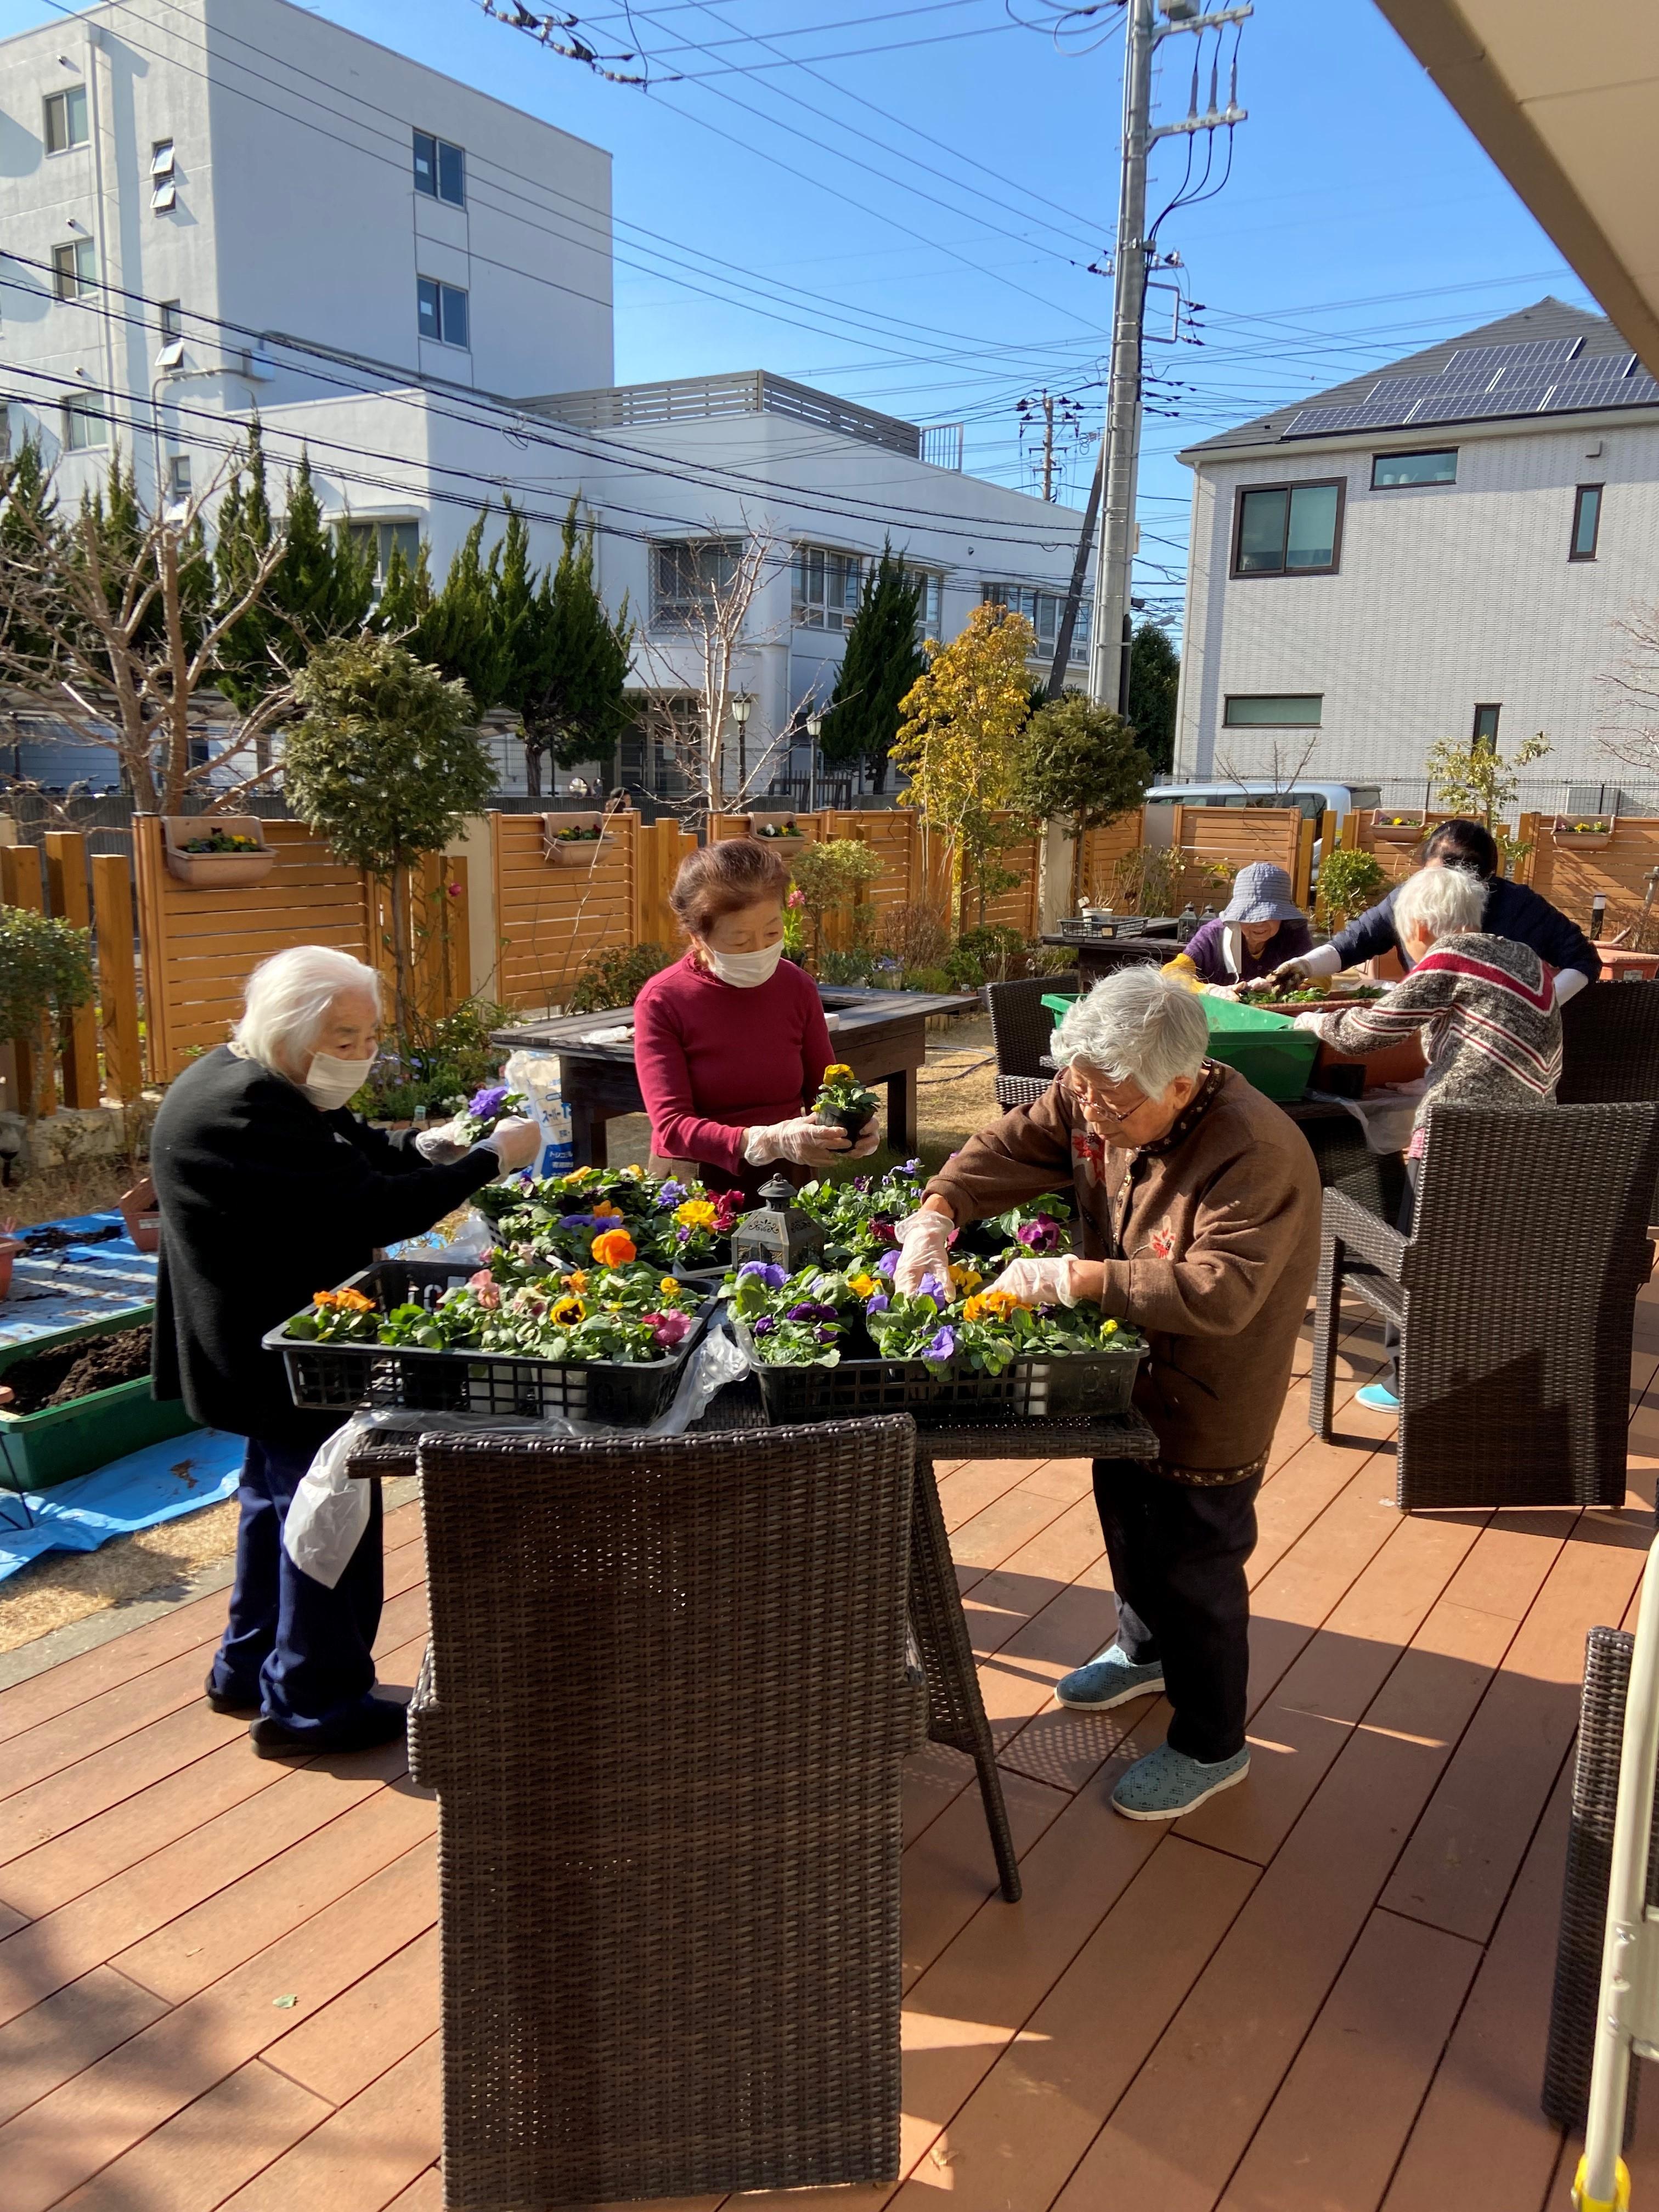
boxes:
[590,1227,636,1267]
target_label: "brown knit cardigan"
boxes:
[927,1063,1322,1479]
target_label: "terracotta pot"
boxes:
[119,1181,161,1254]
[0,1239,19,1300]
[162,815,278,889]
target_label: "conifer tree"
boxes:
[504,499,635,797]
[816,543,923,793]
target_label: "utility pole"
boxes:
[1087,0,1250,714]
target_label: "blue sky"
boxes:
[1,0,1597,619]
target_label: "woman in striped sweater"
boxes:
[1305,861,1562,1408]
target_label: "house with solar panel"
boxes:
[1171,300,1659,797]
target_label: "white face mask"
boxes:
[703,941,785,989]
[302,1051,376,1113]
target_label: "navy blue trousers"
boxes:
[208,1435,384,1735]
[1092,1457,1261,1764]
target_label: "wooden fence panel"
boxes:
[1172,805,1301,908]
[492,809,639,1013]
[636,819,696,950]
[134,816,376,1082]
[92,854,143,1104]
[1530,818,1659,942]
[1076,809,1146,905]
[1,842,51,1115]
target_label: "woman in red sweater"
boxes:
[634,839,878,1193]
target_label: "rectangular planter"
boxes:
[0,1310,195,1492]
[162,815,278,889]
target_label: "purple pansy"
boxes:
[786,1300,838,1323]
[737,1261,787,1288]
[902,1158,922,1176]
[923,1325,957,1362]
[816,1324,839,1345]
[558,1213,597,1231]
[468,1085,509,1121]
[875,1249,900,1278]
[916,1273,947,1306]
[752,1316,777,1337]
[1017,1215,1061,1252]
[657,1180,687,1207]
[865,1291,889,1315]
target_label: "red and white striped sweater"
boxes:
[1317,932,1562,1157]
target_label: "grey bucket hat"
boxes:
[1220,862,1304,924]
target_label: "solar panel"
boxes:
[1440,337,1584,381]
[1549,351,1637,387]
[1367,373,1466,406]
[1280,398,1421,438]
[1414,380,1560,425]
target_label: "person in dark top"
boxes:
[1273,818,1599,1002]
[149,945,539,1757]
[1180,862,1313,987]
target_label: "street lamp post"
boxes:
[731,692,752,805]
[804,707,823,814]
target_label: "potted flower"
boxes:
[162,816,278,888]
[1551,816,1617,849]
[1369,810,1430,845]
[813,1061,880,1141]
[747,814,807,839]
[543,813,616,863]
[445,1085,527,1144]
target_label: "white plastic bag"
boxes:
[504,1050,574,1177]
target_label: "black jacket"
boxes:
[149,1045,501,1448]
[1329,875,1598,985]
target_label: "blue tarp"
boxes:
[1,1211,158,1347]
[0,1425,244,1583]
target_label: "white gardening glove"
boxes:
[1273,943,1342,985]
[892,1208,956,1295]
[741,1115,852,1167]
[481,1116,540,1173]
[988,1254,1081,1307]
[414,1119,472,1164]
[847,1119,881,1159]
[1554,968,1591,1006]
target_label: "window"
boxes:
[0,404,10,461]
[980,582,1091,663]
[159,298,183,340]
[793,545,863,631]
[61,394,106,450]
[43,84,88,154]
[416,276,469,348]
[167,453,191,499]
[1472,703,1501,752]
[346,518,422,581]
[906,566,943,640]
[1571,484,1603,561]
[1371,448,1457,489]
[52,238,97,301]
[413,129,465,206]
[652,539,742,628]
[1232,481,1343,576]
[150,139,175,177]
[150,139,176,213]
[1222,695,1323,728]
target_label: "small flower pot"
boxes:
[118,1180,161,1254]
[162,815,278,888]
[743,814,809,839]
[1551,819,1616,850]
[1369,813,1429,845]
[0,1239,20,1301]
[543,814,616,863]
[816,1103,877,1141]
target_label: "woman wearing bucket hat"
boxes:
[1181,862,1312,988]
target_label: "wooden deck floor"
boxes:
[3,1286,1658,2212]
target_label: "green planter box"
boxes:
[1201,996,1320,1104]
[0,1310,195,1493]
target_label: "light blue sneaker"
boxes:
[1054,1645,1166,1711]
[1110,1742,1251,1821]
[1356,1381,1400,1412]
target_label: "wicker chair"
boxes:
[1308,1102,1659,1509]
[408,1417,919,2209]
[1542,1624,1657,2139]
[1559,982,1659,1104]
[988,974,1075,1109]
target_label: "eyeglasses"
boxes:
[1065,1068,1150,1121]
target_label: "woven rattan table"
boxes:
[348,1384,1159,1907]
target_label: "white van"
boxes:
[1143,780,1381,824]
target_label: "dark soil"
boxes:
[3,1327,154,1415]
[22,1223,123,1252]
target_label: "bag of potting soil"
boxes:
[503,1051,574,1178]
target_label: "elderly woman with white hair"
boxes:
[1305,860,1562,1411]
[893,965,1321,1821]
[149,945,538,1757]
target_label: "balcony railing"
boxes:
[523,370,923,458]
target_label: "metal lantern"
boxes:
[730,1175,826,1275]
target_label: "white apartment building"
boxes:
[0,0,1083,800]
[1172,300,1659,794]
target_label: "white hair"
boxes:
[1394,863,1487,945]
[1052,965,1210,1097]
[233,945,382,1069]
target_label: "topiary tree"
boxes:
[284,635,496,1042]
[788,837,883,966]
[816,545,923,793]
[1009,690,1152,905]
[0,904,94,1118]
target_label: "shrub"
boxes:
[818,946,881,985]
[879,900,951,973]
[357,996,512,1121]
[1315,847,1390,928]
[565,940,671,1014]
[901,964,952,994]
[948,923,1027,988]
[0,904,95,1117]
[789,837,883,960]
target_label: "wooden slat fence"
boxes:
[491,809,640,1013]
[1076,810,1147,906]
[636,818,697,951]
[1528,816,1659,942]
[1,831,144,1109]
[1173,804,1302,909]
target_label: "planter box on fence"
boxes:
[0,1311,195,1491]
[1551,819,1617,850]
[161,816,278,889]
[542,814,617,864]
[1370,814,1430,845]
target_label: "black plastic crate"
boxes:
[732,1317,1144,1429]
[263,1260,711,1426]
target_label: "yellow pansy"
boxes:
[848,1272,878,1298]
[962,1289,1022,1322]
[822,1062,854,1079]
[550,1294,586,1323]
[949,1263,984,1294]
[658,1276,684,1301]
[1102,1318,1118,1336]
[674,1198,718,1230]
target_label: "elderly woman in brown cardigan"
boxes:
[894,966,1321,1821]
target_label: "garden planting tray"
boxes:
[0,1311,195,1492]
[730,1315,1144,1430]
[265,1260,713,1426]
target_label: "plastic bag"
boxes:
[503,1050,574,1178]
[282,1319,753,1588]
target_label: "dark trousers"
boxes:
[1092,1456,1261,1764]
[1383,1155,1421,1392]
[208,1435,384,1735]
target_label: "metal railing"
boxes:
[523,370,923,458]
